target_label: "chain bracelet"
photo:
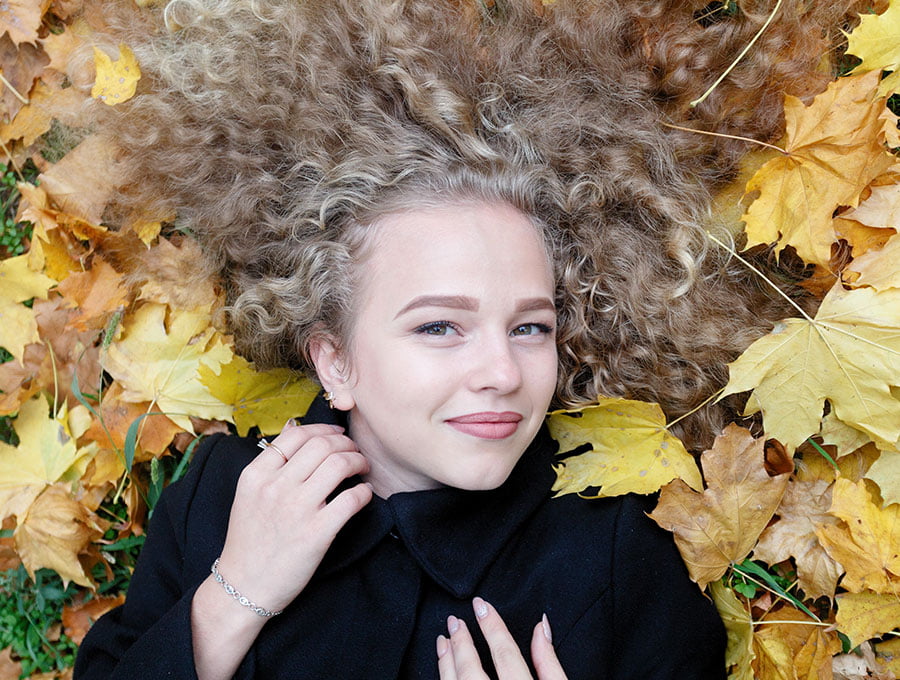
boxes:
[210,558,283,618]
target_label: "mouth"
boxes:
[445,412,523,440]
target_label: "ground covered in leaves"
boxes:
[0,0,899,678]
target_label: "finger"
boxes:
[253,422,345,470]
[447,617,489,680]
[437,635,457,680]
[317,482,373,539]
[302,450,370,502]
[280,433,362,483]
[530,616,567,680]
[471,598,531,678]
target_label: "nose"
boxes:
[467,334,523,394]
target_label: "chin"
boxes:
[442,464,516,492]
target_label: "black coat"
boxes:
[74,397,726,679]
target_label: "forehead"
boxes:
[361,201,553,288]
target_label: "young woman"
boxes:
[74,0,839,675]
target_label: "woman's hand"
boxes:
[437,597,568,680]
[216,420,372,611]
[192,420,372,679]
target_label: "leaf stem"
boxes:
[666,387,725,430]
[661,122,788,155]
[705,231,814,322]
[0,72,29,105]
[690,0,784,107]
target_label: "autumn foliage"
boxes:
[0,0,899,678]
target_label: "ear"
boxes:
[308,332,356,411]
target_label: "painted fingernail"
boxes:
[473,596,489,619]
[448,615,460,635]
[436,635,449,658]
[542,613,552,643]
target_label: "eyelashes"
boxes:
[413,321,555,337]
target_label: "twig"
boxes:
[661,122,788,155]
[666,387,725,430]
[0,72,29,105]
[691,0,784,107]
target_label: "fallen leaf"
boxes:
[0,647,22,680]
[131,236,219,310]
[0,394,96,521]
[102,303,232,430]
[0,0,44,46]
[0,35,48,125]
[649,424,790,589]
[91,44,140,106]
[753,606,841,680]
[797,441,881,484]
[846,0,900,97]
[38,134,119,226]
[722,283,900,451]
[14,483,106,588]
[753,479,843,600]
[546,397,701,498]
[816,478,900,593]
[875,638,900,676]
[57,257,130,330]
[741,72,898,267]
[834,216,896,258]
[62,593,125,644]
[866,447,900,505]
[835,591,900,649]
[820,411,875,458]
[0,253,56,303]
[199,354,319,436]
[843,183,900,230]
[710,581,755,680]
[0,301,37,364]
[846,232,900,291]
[832,641,895,680]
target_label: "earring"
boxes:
[325,391,335,409]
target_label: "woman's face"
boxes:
[314,201,558,497]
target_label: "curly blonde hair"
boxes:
[98,0,855,450]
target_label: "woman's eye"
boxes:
[415,321,457,336]
[511,323,554,336]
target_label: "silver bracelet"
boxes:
[210,558,283,618]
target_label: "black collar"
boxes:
[302,394,558,598]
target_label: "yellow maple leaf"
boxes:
[102,303,233,430]
[14,483,106,588]
[710,581,755,680]
[846,0,900,97]
[835,591,900,649]
[816,478,900,594]
[752,607,841,680]
[91,44,141,106]
[0,395,95,522]
[649,424,790,589]
[741,72,898,267]
[843,183,900,230]
[866,447,900,506]
[547,397,701,498]
[721,283,900,452]
[752,479,843,600]
[0,254,55,303]
[199,354,319,436]
[0,301,37,365]
[847,232,900,291]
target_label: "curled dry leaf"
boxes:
[709,581,754,680]
[722,283,900,452]
[57,256,130,331]
[649,424,790,589]
[14,483,107,588]
[741,72,898,267]
[866,447,900,505]
[62,593,126,645]
[752,479,844,600]
[752,606,841,680]
[547,397,701,498]
[847,232,900,291]
[816,478,900,594]
[38,134,119,226]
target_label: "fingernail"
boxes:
[473,596,489,619]
[448,615,460,635]
[542,613,552,643]
[329,424,345,431]
[436,635,449,658]
[288,418,300,427]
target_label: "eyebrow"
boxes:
[394,295,555,319]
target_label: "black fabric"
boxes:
[74,395,727,679]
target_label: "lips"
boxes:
[445,412,523,440]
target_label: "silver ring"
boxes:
[257,438,288,464]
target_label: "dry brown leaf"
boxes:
[649,424,790,589]
[57,257,130,331]
[753,606,841,680]
[875,638,900,677]
[38,134,119,226]
[131,236,219,310]
[40,18,95,88]
[0,35,48,125]
[61,593,125,644]
[0,647,22,680]
[753,479,844,600]
[710,581,755,680]
[816,478,900,593]
[14,483,106,587]
[742,72,898,267]
[833,640,896,680]
[834,216,897,258]
[0,0,44,45]
[797,442,881,484]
